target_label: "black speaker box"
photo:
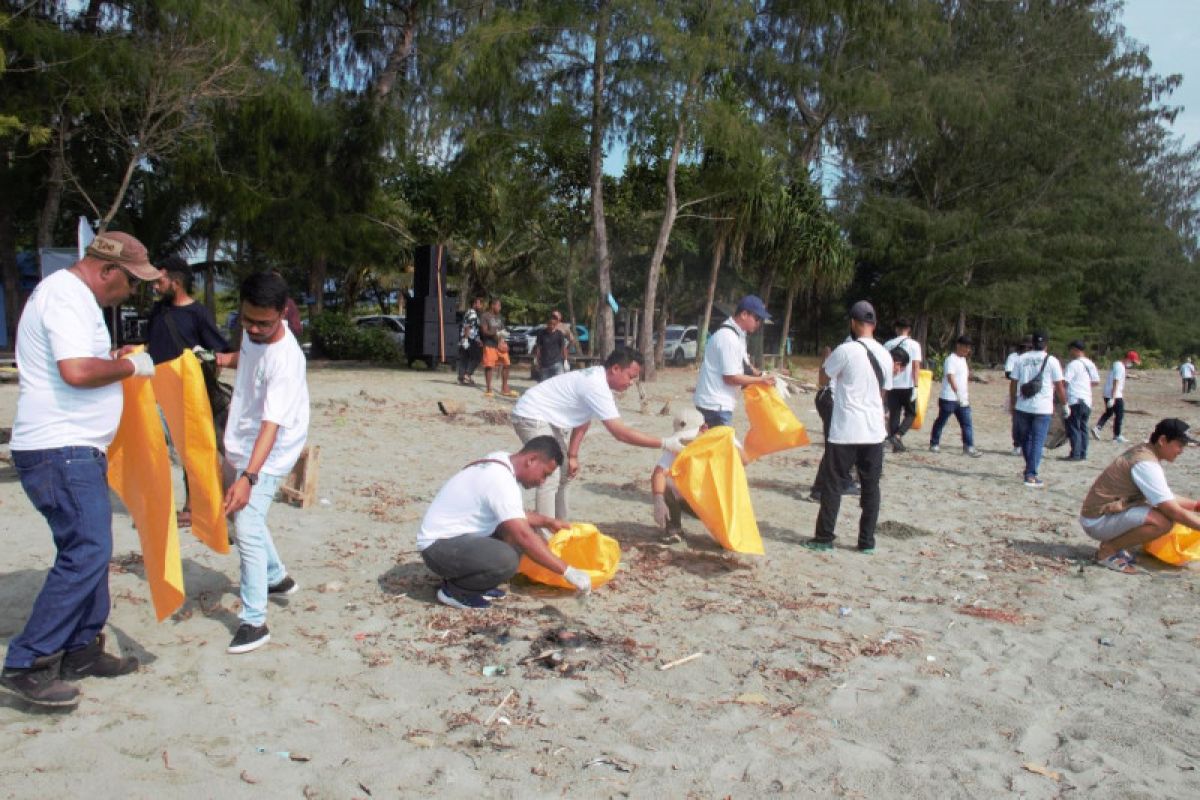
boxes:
[405,294,458,366]
[413,245,449,299]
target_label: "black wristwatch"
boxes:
[240,471,259,486]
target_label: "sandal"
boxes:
[1095,552,1137,574]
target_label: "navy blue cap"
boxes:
[736,295,772,322]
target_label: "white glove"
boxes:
[661,433,687,453]
[1062,405,1072,419]
[562,565,592,594]
[123,351,155,377]
[772,374,792,398]
[1105,398,1113,411]
[653,494,670,528]
[956,393,969,408]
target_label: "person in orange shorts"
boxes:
[479,297,516,398]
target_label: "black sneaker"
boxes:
[482,587,507,600]
[268,575,298,596]
[892,436,907,453]
[0,653,80,707]
[436,582,491,610]
[227,623,271,654]
[843,482,861,496]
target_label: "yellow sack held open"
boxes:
[1144,523,1200,565]
[743,383,810,462]
[519,523,621,589]
[669,426,764,555]
[911,369,934,430]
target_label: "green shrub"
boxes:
[309,313,402,363]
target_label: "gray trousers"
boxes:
[511,413,572,519]
[420,535,519,592]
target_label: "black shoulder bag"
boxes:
[1019,353,1051,399]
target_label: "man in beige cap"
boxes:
[1,231,161,708]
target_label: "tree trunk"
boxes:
[565,239,576,344]
[370,3,418,104]
[779,280,798,360]
[204,233,218,315]
[655,301,667,369]
[37,144,66,250]
[699,227,728,357]
[589,3,615,358]
[0,200,19,347]
[638,105,687,382]
[310,255,327,314]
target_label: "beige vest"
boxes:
[1080,444,1160,518]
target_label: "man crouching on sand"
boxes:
[417,436,592,609]
[1079,418,1200,574]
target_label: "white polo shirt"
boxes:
[883,336,922,390]
[418,452,526,550]
[694,321,748,412]
[1012,350,1064,415]
[1064,357,1100,407]
[11,269,124,451]
[224,328,310,476]
[939,352,970,402]
[512,366,619,429]
[1104,360,1126,400]
[823,337,893,444]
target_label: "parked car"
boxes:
[518,324,591,358]
[506,325,533,355]
[663,324,699,365]
[354,315,405,347]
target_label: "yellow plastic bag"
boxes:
[669,427,764,555]
[743,383,810,462]
[519,523,621,589]
[1144,523,1200,565]
[911,369,934,431]
[108,368,185,621]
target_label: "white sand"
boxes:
[2,361,1199,798]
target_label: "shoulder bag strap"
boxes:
[463,458,514,475]
[856,340,886,393]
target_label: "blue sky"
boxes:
[1120,0,1198,149]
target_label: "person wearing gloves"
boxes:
[928,335,981,457]
[512,346,688,520]
[1093,350,1140,444]
[0,232,161,709]
[693,294,776,429]
[417,436,591,608]
[651,408,748,540]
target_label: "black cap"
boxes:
[1152,418,1199,445]
[1031,331,1047,348]
[1068,340,1086,351]
[956,335,973,346]
[849,301,876,324]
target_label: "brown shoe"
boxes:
[0,652,80,707]
[61,633,139,680]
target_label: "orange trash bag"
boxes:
[669,426,764,555]
[519,523,621,589]
[1144,523,1200,565]
[910,369,934,431]
[743,383,810,462]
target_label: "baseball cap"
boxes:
[1152,418,1199,445]
[848,301,876,324]
[1068,340,1086,351]
[85,232,161,281]
[956,335,973,346]
[1031,331,1048,347]
[672,408,705,442]
[1126,350,1141,364]
[736,295,772,322]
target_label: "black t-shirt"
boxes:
[146,300,231,364]
[534,328,568,368]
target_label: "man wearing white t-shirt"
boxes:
[928,335,981,457]
[511,347,685,520]
[1079,419,1200,573]
[1062,340,1100,461]
[1004,335,1033,455]
[1093,350,1139,443]
[806,301,893,553]
[883,318,922,452]
[1179,358,1196,394]
[418,436,592,609]
[1010,332,1067,488]
[214,273,310,655]
[1,232,160,708]
[693,295,775,429]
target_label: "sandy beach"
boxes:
[2,360,1199,798]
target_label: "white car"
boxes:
[663,325,699,365]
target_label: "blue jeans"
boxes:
[697,407,733,428]
[5,447,113,669]
[1066,402,1092,458]
[1014,411,1052,480]
[929,399,975,448]
[233,472,288,626]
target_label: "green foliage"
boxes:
[308,313,401,363]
